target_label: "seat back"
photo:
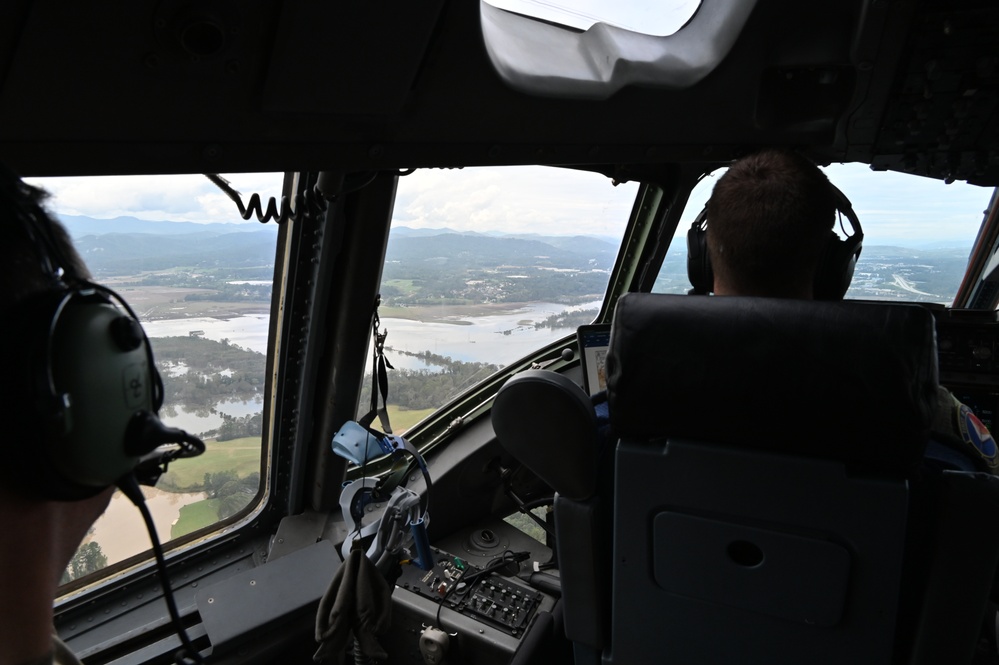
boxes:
[492,370,609,663]
[493,294,999,665]
[603,293,938,665]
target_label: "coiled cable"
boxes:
[204,173,328,225]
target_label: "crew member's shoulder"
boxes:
[931,386,999,473]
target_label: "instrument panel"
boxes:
[385,521,557,665]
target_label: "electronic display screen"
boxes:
[577,324,611,396]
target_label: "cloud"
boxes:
[25,173,284,224]
[827,164,992,244]
[25,163,994,247]
[672,163,994,246]
[393,166,639,237]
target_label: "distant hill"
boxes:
[653,243,974,303]
[58,214,278,238]
[858,245,971,259]
[391,226,619,246]
[385,232,618,270]
[390,226,477,238]
[62,219,618,278]
[73,231,277,276]
[493,231,622,247]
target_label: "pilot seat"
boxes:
[492,292,999,665]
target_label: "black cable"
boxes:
[204,174,327,225]
[118,475,205,665]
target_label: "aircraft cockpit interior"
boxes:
[5,0,999,663]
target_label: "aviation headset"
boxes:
[2,171,201,501]
[686,182,864,300]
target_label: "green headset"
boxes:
[4,172,203,501]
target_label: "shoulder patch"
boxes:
[957,405,999,468]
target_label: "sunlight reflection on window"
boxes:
[483,0,700,36]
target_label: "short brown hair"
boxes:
[705,149,836,296]
[0,169,90,306]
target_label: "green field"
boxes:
[160,408,431,494]
[171,499,221,539]
[387,405,436,433]
[377,301,526,322]
[159,407,436,538]
[384,279,419,294]
[159,437,261,492]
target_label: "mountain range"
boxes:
[57,216,620,276]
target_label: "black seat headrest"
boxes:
[606,293,939,476]
[492,369,599,500]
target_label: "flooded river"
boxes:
[88,486,207,565]
[141,301,597,367]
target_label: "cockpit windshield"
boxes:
[357,166,638,433]
[654,163,995,306]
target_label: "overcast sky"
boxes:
[680,164,994,247]
[484,0,700,35]
[27,163,995,248]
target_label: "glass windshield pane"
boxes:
[359,166,638,432]
[26,173,280,585]
[483,0,700,36]
[654,163,993,305]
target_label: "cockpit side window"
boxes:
[26,173,282,590]
[653,164,994,306]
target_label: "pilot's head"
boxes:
[0,173,91,297]
[0,169,108,511]
[705,149,837,299]
[0,168,119,665]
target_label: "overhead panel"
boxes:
[261,0,447,116]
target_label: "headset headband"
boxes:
[687,179,864,300]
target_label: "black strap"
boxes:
[360,297,394,434]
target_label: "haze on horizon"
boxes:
[27,163,995,247]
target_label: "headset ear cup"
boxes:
[9,288,158,501]
[812,233,851,300]
[814,185,864,300]
[5,289,104,500]
[686,212,713,294]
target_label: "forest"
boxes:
[359,349,500,412]
[380,232,616,306]
[152,336,267,416]
[533,308,600,330]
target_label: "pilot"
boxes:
[0,172,104,665]
[703,148,997,474]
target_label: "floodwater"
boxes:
[87,301,593,569]
[142,301,597,369]
[380,301,589,366]
[143,314,269,354]
[88,486,207,565]
[160,398,265,437]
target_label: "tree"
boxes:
[203,470,239,498]
[216,472,261,520]
[203,470,260,520]
[65,541,108,582]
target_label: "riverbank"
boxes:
[378,299,601,324]
[86,486,207,564]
